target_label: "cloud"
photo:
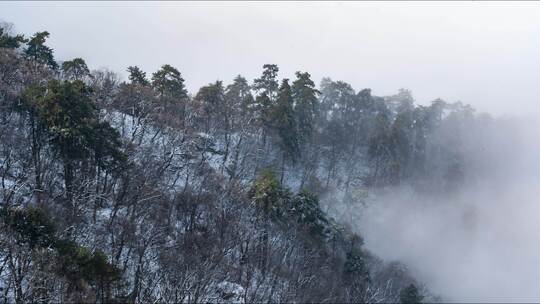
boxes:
[357,116,540,302]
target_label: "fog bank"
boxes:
[358,116,540,302]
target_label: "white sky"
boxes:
[2,1,540,116]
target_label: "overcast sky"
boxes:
[2,1,540,116]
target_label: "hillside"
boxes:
[0,24,496,303]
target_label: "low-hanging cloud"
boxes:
[356,115,540,302]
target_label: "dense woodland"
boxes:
[0,23,489,303]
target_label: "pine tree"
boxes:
[250,169,290,274]
[151,64,187,99]
[289,190,328,238]
[343,241,370,302]
[368,111,393,186]
[127,66,149,86]
[194,81,225,132]
[253,64,280,138]
[250,169,287,219]
[400,284,424,304]
[115,67,156,119]
[225,75,254,127]
[389,106,415,183]
[344,249,369,280]
[24,80,125,201]
[62,58,90,80]
[427,98,447,128]
[328,80,356,123]
[0,25,27,49]
[34,80,95,160]
[255,93,272,135]
[25,31,58,69]
[253,64,279,100]
[410,106,428,178]
[292,71,319,146]
[272,79,299,182]
[0,207,56,249]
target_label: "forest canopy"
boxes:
[0,22,497,303]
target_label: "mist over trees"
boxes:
[0,23,498,303]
